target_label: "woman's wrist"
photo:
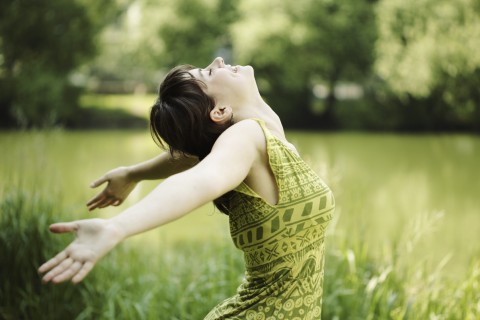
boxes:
[125,165,141,183]
[106,218,129,243]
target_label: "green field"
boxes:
[1,130,479,319]
[80,94,157,119]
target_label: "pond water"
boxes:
[1,129,479,278]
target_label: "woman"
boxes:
[39,57,335,319]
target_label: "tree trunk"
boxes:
[319,72,339,129]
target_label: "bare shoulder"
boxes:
[214,119,265,150]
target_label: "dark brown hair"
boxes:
[150,65,233,159]
[150,65,234,213]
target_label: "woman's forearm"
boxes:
[109,167,220,240]
[127,152,199,182]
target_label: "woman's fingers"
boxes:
[87,194,111,210]
[72,261,94,284]
[86,191,107,208]
[52,261,83,283]
[49,222,79,234]
[44,257,74,282]
[87,192,121,211]
[41,255,73,282]
[38,251,67,274]
[90,176,108,188]
[43,259,95,284]
[39,224,78,280]
[98,198,117,209]
[87,176,109,207]
[90,196,120,210]
[39,250,96,284]
[87,197,104,211]
[39,218,115,285]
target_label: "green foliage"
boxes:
[0,1,93,73]
[0,190,98,319]
[70,94,152,129]
[79,94,156,118]
[231,0,377,128]
[0,0,126,128]
[375,0,480,130]
[3,64,83,128]
[375,0,480,97]
[157,0,239,67]
[83,0,239,94]
[2,0,479,130]
[88,0,376,129]
[97,0,478,131]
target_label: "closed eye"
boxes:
[209,69,212,76]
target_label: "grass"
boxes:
[2,129,479,319]
[79,94,157,120]
[1,188,479,319]
[67,93,157,129]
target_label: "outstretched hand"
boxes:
[38,219,124,284]
[87,167,137,211]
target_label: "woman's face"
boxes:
[190,57,255,106]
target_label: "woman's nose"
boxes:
[212,57,224,68]
[204,57,224,71]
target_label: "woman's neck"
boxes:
[233,98,285,136]
[234,100,271,121]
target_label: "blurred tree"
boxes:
[0,0,127,128]
[375,0,480,130]
[157,0,239,67]
[84,0,239,94]
[231,0,377,128]
[81,0,161,93]
[80,0,376,129]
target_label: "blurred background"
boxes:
[1,0,479,319]
[1,0,479,131]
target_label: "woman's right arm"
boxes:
[86,152,199,211]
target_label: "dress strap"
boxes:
[232,118,275,201]
[250,118,273,140]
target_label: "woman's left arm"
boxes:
[39,120,263,284]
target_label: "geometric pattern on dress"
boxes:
[204,119,335,320]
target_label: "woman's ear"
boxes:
[210,105,233,124]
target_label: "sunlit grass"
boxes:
[80,94,157,119]
[1,130,480,318]
[1,188,479,319]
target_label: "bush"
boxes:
[6,64,83,128]
[0,190,100,319]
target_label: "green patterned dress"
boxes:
[205,119,335,320]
